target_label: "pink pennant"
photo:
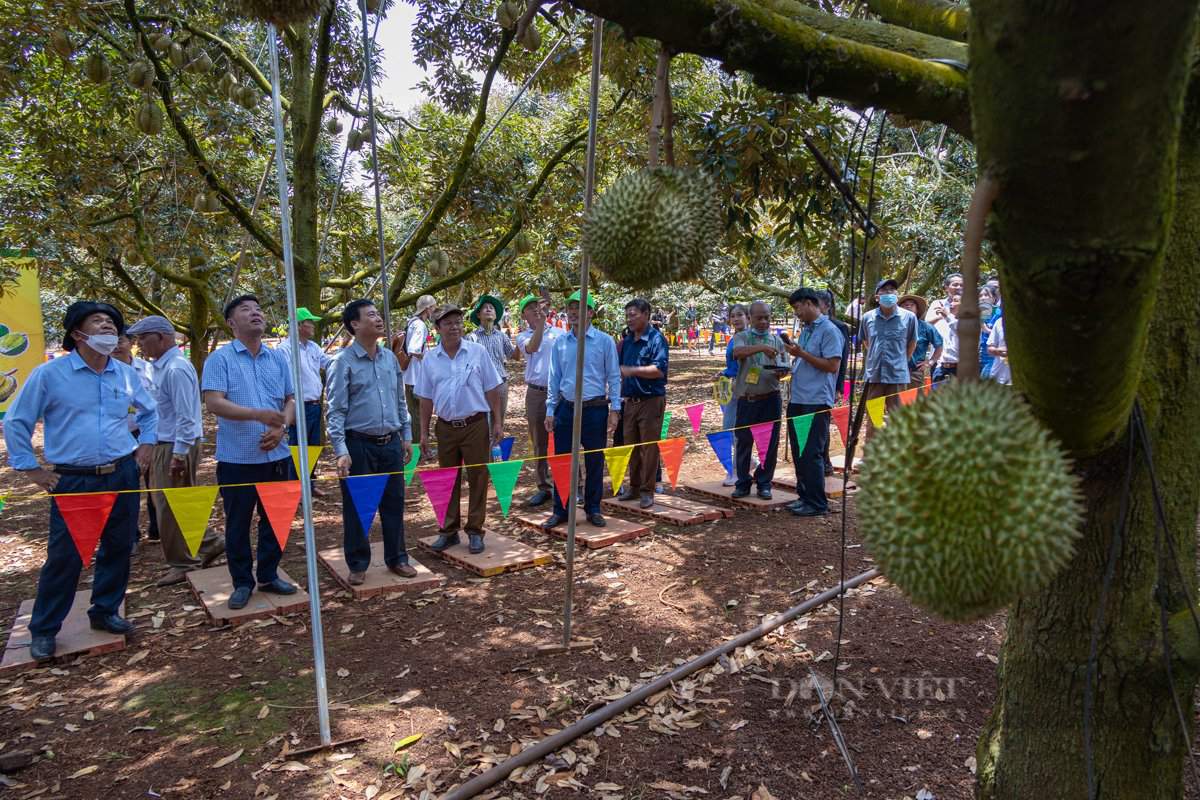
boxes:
[684,403,705,435]
[418,467,460,529]
[842,381,851,401]
[749,421,775,462]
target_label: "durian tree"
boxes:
[557,0,1200,797]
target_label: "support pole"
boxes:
[561,16,603,650]
[266,26,331,747]
[359,0,392,342]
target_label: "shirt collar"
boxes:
[348,340,369,358]
[157,345,181,363]
[68,349,116,373]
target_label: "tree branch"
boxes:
[763,0,966,61]
[864,0,968,42]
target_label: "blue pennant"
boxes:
[706,430,734,476]
[343,474,390,539]
[499,435,515,461]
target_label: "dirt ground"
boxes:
[0,351,1004,800]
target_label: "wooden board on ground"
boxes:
[513,512,651,549]
[771,475,859,498]
[601,493,730,526]
[417,531,551,577]
[830,454,863,473]
[317,542,444,599]
[187,567,309,626]
[1,592,125,675]
[684,480,799,511]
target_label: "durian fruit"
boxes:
[205,192,223,213]
[496,1,519,29]
[582,166,723,289]
[83,51,111,85]
[325,116,343,135]
[855,379,1083,623]
[517,23,542,51]
[128,61,151,89]
[193,52,213,75]
[150,33,171,52]
[346,128,364,151]
[135,103,164,135]
[168,41,186,69]
[514,231,533,255]
[425,247,450,276]
[236,85,258,110]
[49,30,74,60]
[231,0,333,26]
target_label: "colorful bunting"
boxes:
[289,445,324,479]
[660,411,673,440]
[706,430,734,476]
[657,438,686,488]
[486,459,524,517]
[256,481,302,550]
[54,491,118,567]
[161,486,219,557]
[403,444,419,485]
[830,404,850,446]
[843,381,851,401]
[548,454,573,504]
[790,414,814,449]
[684,403,705,435]
[499,435,515,462]
[344,474,390,539]
[749,421,775,462]
[924,375,932,395]
[604,445,634,495]
[866,397,886,429]
[548,432,556,457]
[899,388,918,405]
[417,467,460,529]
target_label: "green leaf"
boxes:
[393,733,423,752]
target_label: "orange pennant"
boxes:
[657,438,686,489]
[548,453,574,504]
[925,375,932,395]
[899,388,918,405]
[54,492,118,567]
[256,480,302,550]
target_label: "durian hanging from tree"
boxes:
[230,0,333,26]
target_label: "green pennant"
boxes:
[403,444,420,485]
[660,410,673,440]
[791,413,814,448]
[486,459,524,518]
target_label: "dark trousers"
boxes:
[788,403,831,513]
[31,458,139,637]
[735,393,782,492]
[341,435,408,571]
[288,401,323,479]
[553,404,607,516]
[216,459,291,590]
[131,428,158,540]
[932,364,957,384]
[623,395,666,494]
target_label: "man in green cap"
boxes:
[513,293,562,506]
[465,293,516,422]
[276,307,332,495]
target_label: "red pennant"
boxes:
[830,405,850,446]
[256,481,302,550]
[657,438,686,489]
[548,453,574,504]
[899,388,918,405]
[548,431,555,457]
[55,492,118,567]
[925,375,932,395]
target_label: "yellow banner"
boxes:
[604,445,634,496]
[289,445,325,478]
[161,486,219,557]
[0,260,46,419]
[866,396,887,428]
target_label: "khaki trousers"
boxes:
[525,386,551,491]
[863,382,906,441]
[622,395,666,494]
[435,415,491,536]
[151,441,222,569]
[908,365,927,391]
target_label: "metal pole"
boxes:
[267,26,331,747]
[359,0,392,342]
[441,568,882,800]
[561,16,603,650]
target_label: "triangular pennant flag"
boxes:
[499,436,515,462]
[403,444,420,484]
[344,474,390,539]
[899,388,918,405]
[161,486,219,557]
[289,445,324,478]
[749,421,775,462]
[657,438,686,489]
[256,481,303,550]
[706,430,734,476]
[548,454,574,504]
[486,459,524,517]
[603,445,634,495]
[790,414,814,450]
[925,375,932,395]
[843,381,851,401]
[660,411,673,440]
[830,404,850,446]
[866,396,886,428]
[417,467,460,529]
[54,491,118,567]
[684,404,705,435]
[548,432,556,456]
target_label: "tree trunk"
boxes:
[289,28,321,311]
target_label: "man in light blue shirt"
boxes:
[3,301,156,661]
[543,290,621,528]
[858,278,917,440]
[325,300,417,582]
[201,295,297,610]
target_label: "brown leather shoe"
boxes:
[390,562,418,579]
[347,571,366,585]
[155,567,189,587]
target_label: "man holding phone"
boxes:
[729,300,789,499]
[514,291,563,507]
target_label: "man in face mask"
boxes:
[3,301,158,661]
[859,279,917,441]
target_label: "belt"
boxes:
[622,394,663,404]
[437,411,487,429]
[745,392,778,403]
[347,429,398,446]
[527,384,547,393]
[54,452,134,476]
[560,396,609,409]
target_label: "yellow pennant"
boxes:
[289,445,325,478]
[604,445,635,495]
[160,486,220,557]
[866,396,887,429]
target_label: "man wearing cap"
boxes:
[465,294,516,422]
[127,316,224,586]
[276,307,331,496]
[899,294,942,391]
[514,294,562,507]
[202,295,298,609]
[616,298,669,509]
[544,291,621,528]
[729,300,789,500]
[416,306,504,554]
[3,301,157,660]
[326,300,418,582]
[859,279,918,441]
[393,295,437,444]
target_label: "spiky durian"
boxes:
[128,62,151,90]
[346,128,364,151]
[496,1,519,29]
[514,231,533,255]
[425,247,450,275]
[325,116,343,135]
[49,30,74,60]
[168,41,186,69]
[582,166,723,289]
[231,0,333,26]
[364,0,383,13]
[83,52,111,85]
[855,379,1083,622]
[135,103,164,135]
[237,85,258,110]
[518,23,541,51]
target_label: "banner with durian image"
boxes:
[0,258,45,419]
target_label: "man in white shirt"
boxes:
[394,294,436,449]
[415,306,504,554]
[127,316,224,585]
[513,294,562,507]
[925,273,964,323]
[276,307,332,495]
[987,316,1012,384]
[114,331,161,544]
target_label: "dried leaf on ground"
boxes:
[210,748,244,768]
[67,765,99,779]
[126,650,149,665]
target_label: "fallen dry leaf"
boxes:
[917,729,933,740]
[126,650,149,666]
[336,668,351,678]
[257,705,270,720]
[751,784,778,800]
[210,748,244,768]
[274,761,310,772]
[67,765,99,779]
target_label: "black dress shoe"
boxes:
[792,504,829,517]
[639,493,655,509]
[544,514,567,528]
[29,635,56,660]
[468,533,485,554]
[89,614,134,634]
[757,487,773,500]
[587,512,607,527]
[429,532,461,552]
[785,499,803,511]
[259,579,297,595]
[616,490,639,502]
[526,489,552,508]
[228,586,252,609]
[731,488,750,499]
